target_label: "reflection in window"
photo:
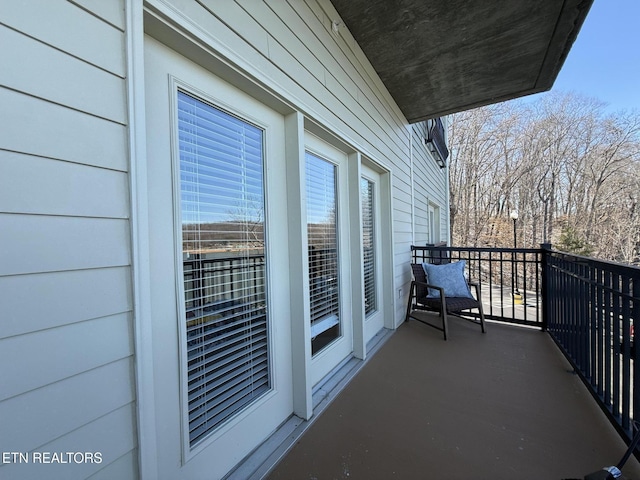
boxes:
[306,153,340,355]
[361,177,377,316]
[178,91,270,446]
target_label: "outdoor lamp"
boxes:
[510,210,519,251]
[510,210,522,302]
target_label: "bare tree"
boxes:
[449,92,640,264]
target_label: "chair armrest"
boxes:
[467,281,481,299]
[413,281,446,300]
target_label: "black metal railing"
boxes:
[184,253,265,308]
[411,245,544,328]
[412,243,640,447]
[545,249,640,442]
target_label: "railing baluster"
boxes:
[604,270,613,406]
[589,265,598,389]
[488,250,494,319]
[613,272,622,419]
[525,252,528,310]
[622,276,632,431]
[632,278,640,434]
[597,267,605,393]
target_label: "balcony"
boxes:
[224,245,640,479]
[194,247,640,478]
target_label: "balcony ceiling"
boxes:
[330,0,593,123]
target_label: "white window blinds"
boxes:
[361,177,377,316]
[306,153,341,355]
[178,91,270,447]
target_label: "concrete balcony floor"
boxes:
[267,315,640,480]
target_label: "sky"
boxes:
[529,0,640,112]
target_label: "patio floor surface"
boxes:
[266,315,640,480]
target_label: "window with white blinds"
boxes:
[361,177,377,316]
[306,152,341,355]
[177,90,270,447]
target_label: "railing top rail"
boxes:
[410,245,542,254]
[411,245,640,276]
[184,253,265,262]
[547,249,640,276]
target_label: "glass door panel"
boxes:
[305,152,340,355]
[361,177,377,316]
[178,91,270,446]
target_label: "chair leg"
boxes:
[440,296,449,340]
[405,281,416,322]
[478,305,486,333]
[471,282,487,334]
[441,310,449,340]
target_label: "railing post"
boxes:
[540,243,552,331]
[633,276,640,436]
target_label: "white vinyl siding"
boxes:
[0,1,136,479]
[0,267,132,339]
[0,88,128,171]
[0,152,129,218]
[0,25,126,123]
[0,0,126,76]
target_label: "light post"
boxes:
[510,210,522,304]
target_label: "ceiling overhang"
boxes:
[331,0,593,123]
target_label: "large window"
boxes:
[178,91,270,446]
[306,152,340,355]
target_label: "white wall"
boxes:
[0,1,137,479]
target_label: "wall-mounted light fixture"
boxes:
[424,117,449,169]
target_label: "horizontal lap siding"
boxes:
[0,1,136,479]
[166,0,440,326]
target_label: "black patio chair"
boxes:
[405,257,486,340]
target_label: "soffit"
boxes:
[330,0,593,122]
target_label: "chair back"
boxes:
[411,263,430,300]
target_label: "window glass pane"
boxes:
[429,205,438,243]
[361,177,377,316]
[178,91,270,447]
[306,153,340,355]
